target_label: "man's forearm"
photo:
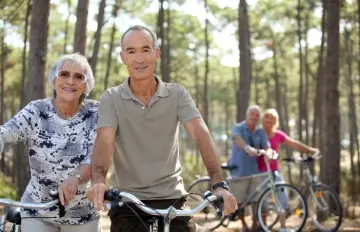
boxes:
[233,136,247,149]
[91,138,113,184]
[197,131,223,184]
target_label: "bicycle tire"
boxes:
[308,183,342,232]
[256,183,308,232]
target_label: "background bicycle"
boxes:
[187,151,308,232]
[283,152,343,232]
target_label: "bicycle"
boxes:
[283,151,343,232]
[187,150,308,231]
[0,189,64,232]
[103,188,224,232]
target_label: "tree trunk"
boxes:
[253,66,260,105]
[104,1,120,90]
[20,0,50,195]
[304,12,310,145]
[0,27,5,171]
[20,0,31,109]
[63,0,71,54]
[165,1,171,82]
[312,0,326,148]
[321,0,340,194]
[237,0,252,122]
[193,47,201,169]
[90,0,106,77]
[0,23,5,126]
[345,28,357,200]
[73,0,89,55]
[265,79,271,109]
[296,0,304,153]
[203,0,210,126]
[271,39,286,131]
[157,0,166,81]
[357,0,360,177]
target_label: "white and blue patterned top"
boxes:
[0,98,100,225]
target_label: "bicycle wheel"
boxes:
[308,184,342,232]
[187,177,225,231]
[256,183,308,232]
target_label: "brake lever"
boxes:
[214,196,224,217]
[204,191,224,217]
[49,189,65,217]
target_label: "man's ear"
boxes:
[155,48,161,62]
[120,51,125,64]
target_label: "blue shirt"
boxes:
[229,121,269,177]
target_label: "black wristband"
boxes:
[212,181,229,191]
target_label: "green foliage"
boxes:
[0,173,17,199]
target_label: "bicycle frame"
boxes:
[105,191,223,232]
[228,152,285,210]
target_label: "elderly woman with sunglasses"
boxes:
[0,53,101,232]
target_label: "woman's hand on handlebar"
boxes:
[58,176,80,206]
[86,182,106,211]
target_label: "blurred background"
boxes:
[0,0,358,222]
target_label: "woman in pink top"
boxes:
[258,108,318,173]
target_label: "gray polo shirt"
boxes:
[97,76,201,200]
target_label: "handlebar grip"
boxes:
[104,189,121,202]
[282,158,295,162]
[214,196,224,218]
[48,189,66,217]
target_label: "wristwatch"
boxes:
[212,181,229,191]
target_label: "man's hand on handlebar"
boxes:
[86,182,106,211]
[213,187,238,215]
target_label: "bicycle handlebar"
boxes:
[104,189,224,218]
[283,151,322,164]
[257,149,279,160]
[0,189,65,217]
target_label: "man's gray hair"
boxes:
[120,25,158,50]
[48,53,95,96]
[246,105,261,115]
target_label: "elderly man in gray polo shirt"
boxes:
[86,25,237,232]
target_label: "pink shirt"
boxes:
[257,130,287,172]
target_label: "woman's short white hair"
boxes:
[48,53,95,96]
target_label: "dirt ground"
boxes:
[100,212,360,232]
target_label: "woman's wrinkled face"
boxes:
[262,113,277,129]
[54,61,87,103]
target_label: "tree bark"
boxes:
[0,23,5,126]
[312,0,326,148]
[21,0,50,195]
[237,0,252,122]
[203,0,210,126]
[73,0,89,55]
[296,0,304,153]
[321,0,340,194]
[345,28,357,200]
[104,1,120,90]
[63,0,71,54]
[20,0,31,109]
[304,12,310,145]
[165,1,171,82]
[90,0,106,77]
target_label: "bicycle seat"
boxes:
[6,207,21,225]
[221,162,237,171]
[282,158,295,163]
